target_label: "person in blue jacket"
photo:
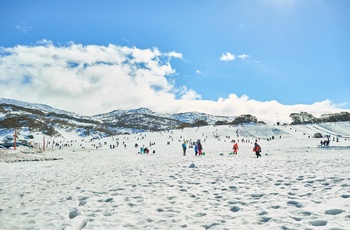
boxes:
[182,141,187,156]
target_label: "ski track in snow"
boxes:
[1,125,350,230]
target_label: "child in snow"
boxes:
[253,142,261,158]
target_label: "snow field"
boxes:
[0,124,349,229]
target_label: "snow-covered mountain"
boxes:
[0,98,78,116]
[2,98,350,145]
[92,108,237,130]
[0,98,237,139]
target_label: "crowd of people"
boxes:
[68,126,349,159]
[182,139,203,156]
[320,139,330,146]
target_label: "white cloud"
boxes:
[196,70,202,74]
[180,87,202,100]
[220,52,235,61]
[237,54,250,61]
[15,22,31,33]
[0,41,179,114]
[220,52,251,62]
[167,51,183,59]
[0,41,347,124]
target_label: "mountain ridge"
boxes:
[0,98,237,138]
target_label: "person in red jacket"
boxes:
[253,142,261,158]
[233,142,239,155]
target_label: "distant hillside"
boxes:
[1,98,349,141]
[0,98,238,138]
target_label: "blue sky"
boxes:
[0,0,349,123]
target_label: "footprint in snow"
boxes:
[287,200,302,208]
[290,216,302,221]
[69,208,79,219]
[325,209,344,215]
[230,206,240,212]
[251,193,264,199]
[260,216,271,223]
[309,220,327,226]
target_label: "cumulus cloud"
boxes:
[179,87,202,100]
[220,52,235,61]
[0,41,181,114]
[0,41,346,124]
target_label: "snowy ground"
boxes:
[1,124,350,230]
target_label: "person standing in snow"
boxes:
[253,142,261,158]
[194,143,198,156]
[233,141,239,155]
[182,140,187,156]
[197,139,203,156]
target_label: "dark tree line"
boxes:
[214,114,265,126]
[290,111,350,125]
